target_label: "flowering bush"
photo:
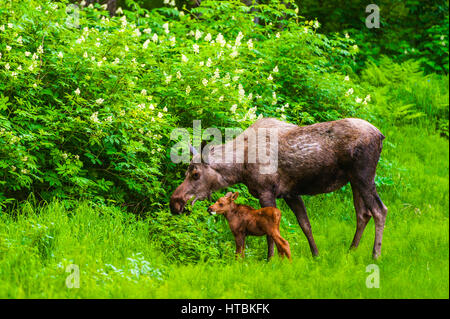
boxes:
[0,0,367,210]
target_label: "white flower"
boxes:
[113,58,119,64]
[37,45,43,54]
[206,58,212,67]
[213,68,220,79]
[275,32,280,38]
[158,112,163,118]
[193,44,199,54]
[186,85,191,95]
[345,33,350,39]
[58,52,63,58]
[267,74,273,81]
[0,25,4,31]
[273,65,279,73]
[219,96,224,102]
[247,39,254,50]
[5,63,10,70]
[313,20,320,29]
[75,88,80,95]
[235,31,244,46]
[355,97,362,103]
[169,36,176,46]
[17,36,23,44]
[165,75,172,84]
[141,89,147,96]
[90,112,100,123]
[96,98,104,104]
[204,33,212,42]
[163,107,168,112]
[143,39,150,49]
[6,45,11,51]
[199,61,204,67]
[134,28,141,37]
[162,23,169,34]
[152,33,158,43]
[202,78,208,86]
[230,104,237,113]
[216,33,226,47]
[195,29,203,41]
[181,54,188,63]
[32,53,38,60]
[345,88,354,96]
[353,44,358,50]
[116,7,123,14]
[303,27,308,34]
[344,75,350,81]
[83,51,88,58]
[230,50,238,58]
[176,71,182,79]
[25,51,31,57]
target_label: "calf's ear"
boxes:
[225,192,233,197]
[231,192,239,200]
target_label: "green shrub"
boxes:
[1,0,365,209]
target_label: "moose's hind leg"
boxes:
[349,184,372,250]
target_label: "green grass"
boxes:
[0,121,448,298]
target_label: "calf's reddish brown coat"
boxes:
[208,192,291,259]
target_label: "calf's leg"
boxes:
[234,233,246,259]
[271,232,292,259]
[284,195,319,257]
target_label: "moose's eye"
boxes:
[219,203,223,207]
[192,172,200,180]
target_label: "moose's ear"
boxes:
[231,192,239,200]
[225,192,233,197]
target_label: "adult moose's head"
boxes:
[169,144,227,215]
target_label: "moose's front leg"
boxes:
[259,192,277,260]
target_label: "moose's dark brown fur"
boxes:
[170,118,388,259]
[208,192,291,259]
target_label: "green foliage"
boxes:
[0,0,366,209]
[297,0,449,74]
[360,57,449,136]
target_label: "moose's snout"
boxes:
[169,196,185,215]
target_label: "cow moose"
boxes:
[170,118,388,259]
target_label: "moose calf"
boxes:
[207,192,291,260]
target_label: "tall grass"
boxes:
[0,121,448,298]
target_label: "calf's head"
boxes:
[170,156,224,215]
[207,192,239,215]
